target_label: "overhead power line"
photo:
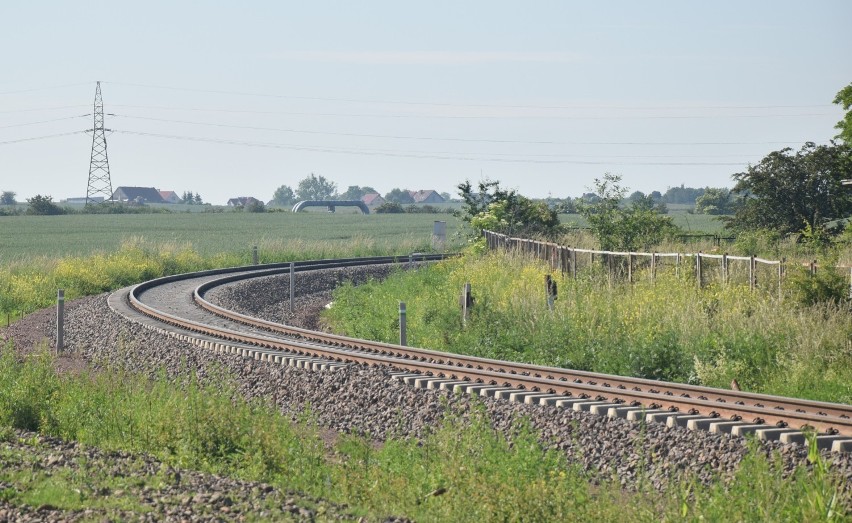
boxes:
[0,82,93,96]
[111,113,820,148]
[104,81,832,111]
[112,129,751,166]
[0,105,90,114]
[107,103,832,121]
[0,114,90,129]
[0,130,88,146]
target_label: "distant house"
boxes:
[62,196,103,204]
[361,193,386,206]
[409,190,446,204]
[227,196,261,207]
[159,190,183,204]
[111,187,166,204]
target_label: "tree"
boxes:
[0,191,16,205]
[578,173,679,250]
[694,188,733,215]
[834,82,852,143]
[725,142,852,235]
[661,185,705,204]
[182,191,195,204]
[296,173,337,201]
[194,193,203,205]
[384,188,414,204]
[339,185,377,200]
[271,185,296,206]
[26,195,63,215]
[457,179,561,237]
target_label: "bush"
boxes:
[25,195,64,216]
[375,202,405,213]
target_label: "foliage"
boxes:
[661,185,706,204]
[457,179,561,238]
[0,191,16,205]
[243,200,265,213]
[296,173,337,201]
[384,188,414,204]
[25,195,64,216]
[726,142,852,235]
[834,82,852,144]
[339,185,377,200]
[271,184,296,206]
[578,173,680,250]
[1,346,848,521]
[179,191,203,204]
[694,188,734,215]
[374,202,405,213]
[732,229,782,256]
[786,259,849,308]
[325,252,852,404]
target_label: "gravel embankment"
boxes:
[2,264,851,520]
[0,429,363,522]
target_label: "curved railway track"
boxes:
[108,255,852,452]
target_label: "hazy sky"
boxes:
[1,1,850,204]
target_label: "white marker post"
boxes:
[399,301,407,346]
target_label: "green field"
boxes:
[0,213,462,264]
[559,211,729,234]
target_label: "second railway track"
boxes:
[110,255,852,453]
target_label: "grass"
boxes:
[0,344,848,521]
[323,252,852,404]
[0,213,462,325]
[0,212,461,264]
[559,211,729,235]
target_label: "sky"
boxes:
[1,1,850,205]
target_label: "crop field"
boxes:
[559,211,729,234]
[0,212,462,265]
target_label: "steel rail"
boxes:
[128,256,852,437]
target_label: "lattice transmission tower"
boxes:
[85,81,113,205]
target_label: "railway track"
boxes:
[109,255,852,453]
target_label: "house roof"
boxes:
[159,190,181,200]
[410,190,444,203]
[227,196,260,206]
[113,187,166,203]
[361,193,384,205]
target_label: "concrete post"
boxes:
[252,245,259,265]
[289,262,295,312]
[399,301,407,346]
[56,289,64,353]
[461,283,472,326]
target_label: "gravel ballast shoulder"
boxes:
[2,264,851,518]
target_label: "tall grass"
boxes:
[0,345,847,521]
[0,234,433,326]
[324,252,852,404]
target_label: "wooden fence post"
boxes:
[676,253,681,277]
[749,255,756,291]
[628,253,634,284]
[571,248,577,279]
[651,252,656,284]
[252,245,259,265]
[722,253,728,285]
[779,258,785,300]
[696,251,703,288]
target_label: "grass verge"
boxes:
[0,344,848,521]
[323,252,852,404]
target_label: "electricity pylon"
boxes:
[85,81,113,205]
